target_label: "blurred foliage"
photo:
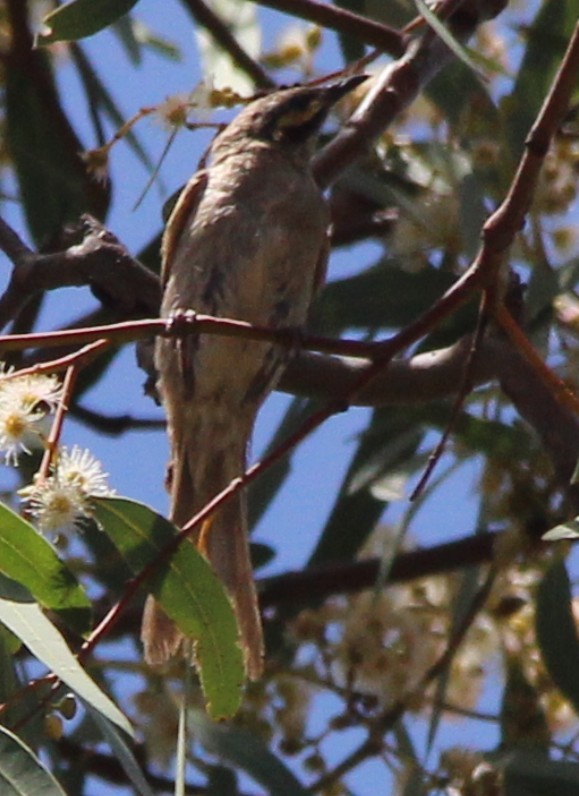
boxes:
[0,0,577,794]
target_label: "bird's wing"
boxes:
[160,169,209,288]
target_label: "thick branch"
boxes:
[259,529,500,608]
[0,215,160,328]
[280,335,500,406]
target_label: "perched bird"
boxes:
[142,75,367,679]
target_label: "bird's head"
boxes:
[212,75,368,163]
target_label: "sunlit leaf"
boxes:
[0,579,132,737]
[543,521,579,541]
[194,0,260,95]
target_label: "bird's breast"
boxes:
[158,151,328,414]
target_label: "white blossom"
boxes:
[20,446,114,534]
[0,370,63,464]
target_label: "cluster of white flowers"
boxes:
[0,369,62,465]
[0,367,113,535]
[20,446,113,534]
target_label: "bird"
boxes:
[141,75,368,680]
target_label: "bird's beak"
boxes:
[323,74,369,105]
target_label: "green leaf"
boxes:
[506,0,578,160]
[317,263,457,335]
[0,503,90,633]
[93,497,244,719]
[71,45,155,173]
[335,0,365,62]
[113,16,181,64]
[0,626,45,749]
[5,50,109,246]
[0,579,132,737]
[36,0,140,45]
[414,0,488,80]
[0,726,66,796]
[88,708,154,796]
[535,559,579,718]
[500,657,549,750]
[427,60,499,142]
[188,709,309,795]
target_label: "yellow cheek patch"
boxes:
[277,99,324,129]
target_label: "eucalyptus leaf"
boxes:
[194,0,260,95]
[93,497,244,718]
[543,521,579,541]
[0,726,66,796]
[36,0,140,45]
[0,503,90,633]
[0,586,132,737]
[188,709,309,795]
[535,559,579,718]
[89,708,155,796]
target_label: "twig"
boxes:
[38,365,78,479]
[497,303,579,417]
[4,339,110,380]
[409,293,491,501]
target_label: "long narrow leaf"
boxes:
[535,558,579,717]
[89,708,154,796]
[93,497,244,718]
[0,726,66,796]
[188,709,309,795]
[413,0,487,80]
[0,580,131,737]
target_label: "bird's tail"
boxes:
[141,415,264,680]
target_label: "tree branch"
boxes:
[313,0,508,187]
[0,215,160,328]
[255,0,406,56]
